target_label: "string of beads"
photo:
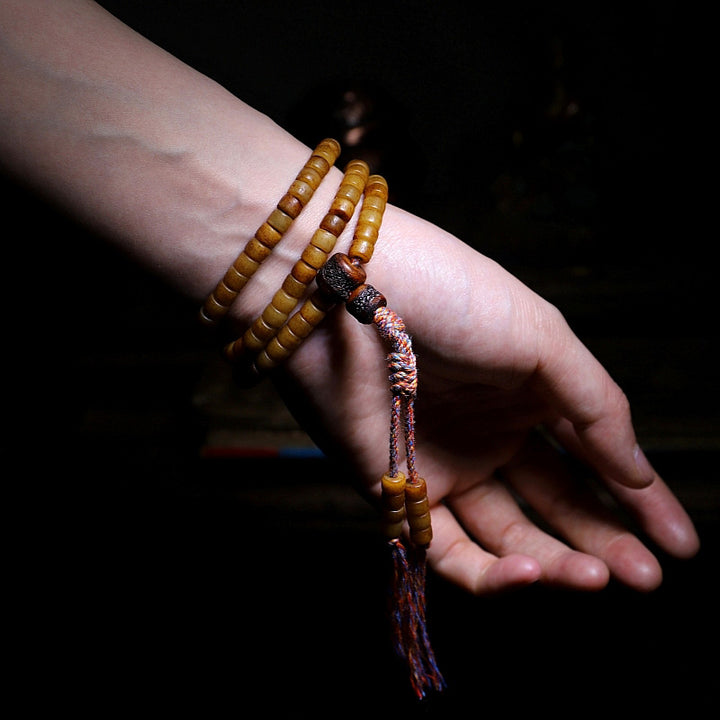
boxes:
[199,138,341,327]
[200,140,443,698]
[223,158,370,364]
[236,173,389,374]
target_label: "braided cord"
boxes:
[373,305,419,483]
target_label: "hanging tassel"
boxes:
[316,253,444,697]
[375,307,445,698]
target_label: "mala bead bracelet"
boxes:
[200,142,443,698]
[248,174,389,372]
[199,138,341,327]
[224,158,370,363]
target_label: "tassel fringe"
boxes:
[389,540,445,698]
[375,305,445,698]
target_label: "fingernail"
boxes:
[633,445,655,486]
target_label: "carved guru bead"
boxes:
[316,252,387,323]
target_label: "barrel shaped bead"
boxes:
[405,477,433,547]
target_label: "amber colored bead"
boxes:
[244,237,273,263]
[359,193,386,211]
[255,221,283,249]
[381,472,407,540]
[199,294,226,327]
[329,196,356,222]
[306,155,331,176]
[271,287,298,315]
[274,323,305,352]
[405,478,433,547]
[291,259,318,285]
[261,302,288,329]
[213,279,238,306]
[299,291,331,325]
[314,138,342,164]
[286,307,315,338]
[301,243,329,270]
[232,253,260,279]
[382,472,407,509]
[254,347,279,372]
[242,316,273,348]
[347,239,375,265]
[343,167,370,191]
[316,252,366,301]
[348,225,380,250]
[366,174,389,196]
[288,178,315,205]
[296,165,324,190]
[266,208,293,234]
[223,336,244,362]
[310,228,339,254]
[335,184,363,206]
[281,273,307,300]
[219,266,247,295]
[357,207,384,228]
[250,291,334,368]
[347,173,387,263]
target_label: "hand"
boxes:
[0,0,698,597]
[275,204,700,595]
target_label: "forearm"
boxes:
[0,0,330,314]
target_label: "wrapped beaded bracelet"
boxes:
[201,139,444,698]
[199,138,341,327]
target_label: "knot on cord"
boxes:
[373,306,417,397]
[388,351,417,397]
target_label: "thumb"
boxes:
[533,306,653,489]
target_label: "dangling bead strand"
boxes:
[404,477,433,548]
[381,471,407,541]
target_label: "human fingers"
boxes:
[502,433,664,591]
[427,503,542,595]
[549,417,700,559]
[532,305,654,490]
[444,474,612,590]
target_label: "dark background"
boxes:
[3,1,716,716]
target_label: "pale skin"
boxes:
[0,0,699,595]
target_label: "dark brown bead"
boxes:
[346,283,386,324]
[320,212,347,238]
[315,252,366,302]
[277,192,303,219]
